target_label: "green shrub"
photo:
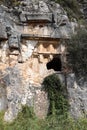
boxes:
[3,106,40,130]
[0,102,87,129]
[66,29,87,81]
[42,74,69,117]
[0,111,4,130]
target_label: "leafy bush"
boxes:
[0,111,4,130]
[1,106,87,130]
[0,106,41,130]
[42,74,69,116]
[66,29,87,81]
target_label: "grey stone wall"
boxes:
[1,66,48,122]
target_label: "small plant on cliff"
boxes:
[42,74,69,117]
[0,0,20,7]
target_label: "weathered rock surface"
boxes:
[0,0,86,122]
[67,74,87,118]
[0,22,7,40]
[0,75,7,111]
[0,66,49,122]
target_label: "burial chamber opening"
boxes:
[46,56,62,71]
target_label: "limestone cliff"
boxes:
[0,0,86,122]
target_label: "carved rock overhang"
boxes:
[21,34,59,41]
[20,12,53,23]
[21,34,69,41]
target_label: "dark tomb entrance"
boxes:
[46,56,62,71]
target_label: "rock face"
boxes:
[0,76,7,111]
[0,0,86,122]
[67,74,87,118]
[0,22,7,40]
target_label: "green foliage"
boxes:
[0,111,5,130]
[55,0,82,20]
[0,102,87,129]
[66,29,87,80]
[0,106,41,130]
[0,0,20,7]
[19,105,36,119]
[42,74,69,116]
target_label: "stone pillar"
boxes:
[32,57,39,72]
[49,44,54,53]
[39,43,43,53]
[39,54,44,63]
[34,89,49,119]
